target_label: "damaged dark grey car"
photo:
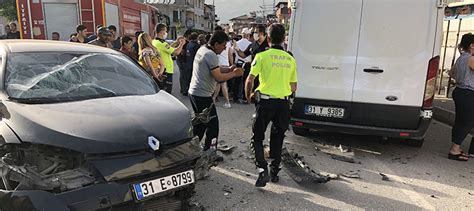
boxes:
[0,40,214,210]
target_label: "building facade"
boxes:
[229,13,256,33]
[275,2,290,25]
[151,0,217,39]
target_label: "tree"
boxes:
[0,0,18,22]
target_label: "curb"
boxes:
[433,106,455,126]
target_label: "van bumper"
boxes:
[290,117,431,139]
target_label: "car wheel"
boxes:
[406,138,424,147]
[293,127,309,136]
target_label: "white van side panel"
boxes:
[291,0,363,101]
[352,0,439,107]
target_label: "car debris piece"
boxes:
[187,199,205,211]
[319,172,339,180]
[281,148,330,184]
[379,173,390,181]
[314,143,357,164]
[340,171,361,179]
[337,144,351,153]
[218,144,236,153]
[222,186,233,194]
[194,149,219,180]
[331,154,356,163]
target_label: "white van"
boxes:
[288,0,446,146]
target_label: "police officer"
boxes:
[153,23,186,93]
[245,24,297,187]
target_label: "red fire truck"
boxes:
[16,0,159,41]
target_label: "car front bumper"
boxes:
[0,139,217,211]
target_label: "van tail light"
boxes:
[423,56,440,108]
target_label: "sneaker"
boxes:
[270,166,281,183]
[255,168,270,187]
[223,102,231,109]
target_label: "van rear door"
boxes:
[289,0,363,102]
[350,0,440,129]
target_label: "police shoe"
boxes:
[270,166,281,183]
[255,167,270,187]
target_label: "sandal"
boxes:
[448,153,469,161]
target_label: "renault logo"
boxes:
[148,136,160,151]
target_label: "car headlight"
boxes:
[0,143,95,193]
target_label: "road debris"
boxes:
[218,144,236,153]
[469,192,473,196]
[430,195,438,199]
[340,171,361,179]
[222,186,233,194]
[319,172,339,180]
[379,173,390,181]
[281,148,331,184]
[337,144,351,153]
[314,143,358,164]
[187,199,205,211]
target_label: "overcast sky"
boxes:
[207,0,276,23]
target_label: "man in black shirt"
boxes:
[88,27,113,48]
[6,23,20,39]
[108,25,121,50]
[234,25,269,62]
[233,25,269,103]
[184,32,200,95]
[178,30,192,95]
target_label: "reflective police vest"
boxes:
[152,39,175,74]
[250,46,297,99]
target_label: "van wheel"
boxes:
[405,138,424,147]
[293,127,309,136]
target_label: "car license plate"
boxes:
[133,170,195,200]
[305,105,345,118]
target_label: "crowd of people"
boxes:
[0,22,21,39]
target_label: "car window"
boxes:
[6,52,158,103]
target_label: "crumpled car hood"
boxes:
[2,91,192,154]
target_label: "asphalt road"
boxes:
[170,66,474,211]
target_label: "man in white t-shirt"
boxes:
[232,28,252,103]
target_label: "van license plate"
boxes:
[305,105,345,118]
[133,170,194,200]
